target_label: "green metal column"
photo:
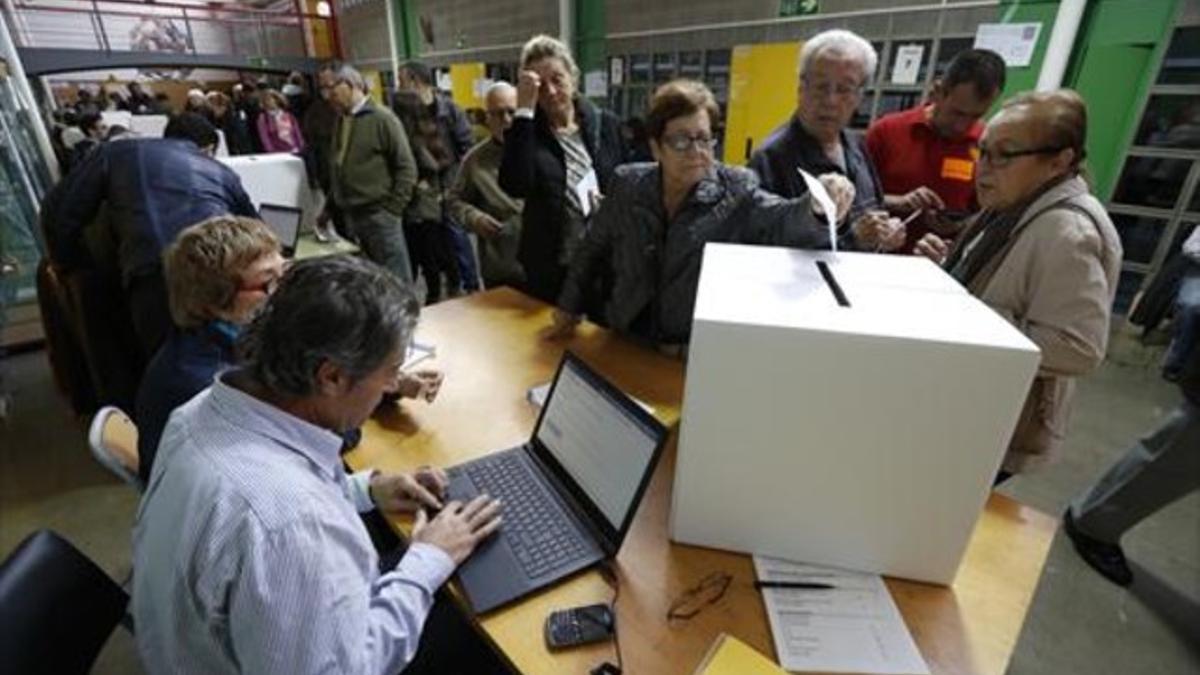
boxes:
[575,0,606,95]
[393,0,420,60]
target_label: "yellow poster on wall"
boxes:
[723,41,803,166]
[359,68,386,105]
[449,62,487,111]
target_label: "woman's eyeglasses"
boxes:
[661,133,718,154]
[977,144,1067,168]
[237,276,279,296]
[666,571,732,621]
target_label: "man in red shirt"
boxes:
[866,49,1006,252]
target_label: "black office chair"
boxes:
[0,530,130,674]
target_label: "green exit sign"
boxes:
[780,0,819,17]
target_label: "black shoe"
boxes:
[1063,509,1133,587]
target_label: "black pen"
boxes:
[754,581,836,590]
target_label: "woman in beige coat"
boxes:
[917,90,1123,481]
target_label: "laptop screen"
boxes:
[259,204,302,253]
[534,357,662,533]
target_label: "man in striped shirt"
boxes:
[132,255,502,673]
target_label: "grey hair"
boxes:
[798,29,878,84]
[484,80,516,99]
[520,34,580,85]
[237,255,420,398]
[333,64,367,93]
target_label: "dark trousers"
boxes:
[343,208,413,284]
[447,223,481,292]
[405,220,460,303]
[519,263,567,306]
[1070,401,1200,543]
[127,272,172,362]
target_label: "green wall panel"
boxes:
[1066,0,1178,200]
[995,0,1060,106]
[576,0,607,97]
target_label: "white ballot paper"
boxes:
[576,168,600,217]
[402,341,436,371]
[797,168,839,252]
[753,555,929,675]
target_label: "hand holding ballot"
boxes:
[914,232,951,265]
[810,172,855,224]
[853,209,907,252]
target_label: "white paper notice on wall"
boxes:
[584,70,608,98]
[974,22,1042,67]
[891,44,924,85]
[610,57,624,86]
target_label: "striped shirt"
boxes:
[132,372,454,674]
[557,127,594,264]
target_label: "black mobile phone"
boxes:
[544,603,615,650]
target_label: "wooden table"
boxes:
[345,288,1057,675]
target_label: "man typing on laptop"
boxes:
[132,255,502,674]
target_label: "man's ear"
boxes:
[315,360,349,397]
[929,79,945,101]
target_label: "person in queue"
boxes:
[326,64,418,283]
[255,88,306,154]
[393,91,460,304]
[866,48,1007,252]
[395,61,482,292]
[547,79,854,348]
[448,81,526,289]
[133,254,501,673]
[206,90,256,156]
[750,29,903,251]
[304,61,347,242]
[915,90,1122,482]
[499,34,625,303]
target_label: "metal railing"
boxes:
[7,0,340,62]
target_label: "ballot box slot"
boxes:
[816,261,851,308]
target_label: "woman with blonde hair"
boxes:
[499,34,625,303]
[134,216,284,482]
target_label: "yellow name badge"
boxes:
[942,157,975,181]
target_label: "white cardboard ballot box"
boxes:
[219,154,317,234]
[669,243,1041,585]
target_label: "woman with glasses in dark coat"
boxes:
[546,79,854,350]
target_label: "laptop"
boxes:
[446,352,669,614]
[258,203,303,257]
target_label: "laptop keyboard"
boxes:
[463,452,590,579]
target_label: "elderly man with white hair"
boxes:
[448,81,526,288]
[750,29,903,251]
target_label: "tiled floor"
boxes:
[1,334,1197,674]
